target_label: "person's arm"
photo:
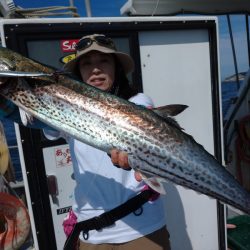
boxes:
[0,97,56,131]
[0,97,19,121]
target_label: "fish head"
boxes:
[0,56,16,86]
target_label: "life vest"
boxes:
[0,192,30,250]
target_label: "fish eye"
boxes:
[0,58,15,71]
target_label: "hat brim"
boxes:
[64,43,134,75]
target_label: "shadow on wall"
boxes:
[163,183,192,250]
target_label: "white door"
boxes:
[139,28,222,250]
[43,144,75,250]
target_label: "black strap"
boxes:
[63,189,154,250]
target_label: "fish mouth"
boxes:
[0,58,15,85]
[0,58,15,71]
[0,77,8,85]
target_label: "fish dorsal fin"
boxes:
[152,104,187,130]
[153,104,188,119]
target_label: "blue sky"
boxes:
[13,0,249,80]
[13,0,127,17]
[218,15,249,79]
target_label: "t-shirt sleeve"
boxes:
[43,128,61,141]
[128,93,154,108]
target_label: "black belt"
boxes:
[63,189,154,250]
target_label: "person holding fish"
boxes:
[0,34,171,250]
[59,34,171,250]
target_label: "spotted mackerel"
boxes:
[0,47,249,214]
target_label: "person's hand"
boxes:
[134,172,142,182]
[227,224,236,229]
[227,224,236,250]
[110,149,142,181]
[110,149,130,169]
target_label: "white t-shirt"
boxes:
[44,93,166,244]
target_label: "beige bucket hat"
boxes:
[64,34,134,75]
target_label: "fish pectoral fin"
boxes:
[19,108,34,126]
[153,104,188,118]
[140,173,167,195]
[128,154,167,194]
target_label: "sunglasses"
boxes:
[75,35,116,51]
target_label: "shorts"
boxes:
[78,226,171,250]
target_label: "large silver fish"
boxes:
[0,46,249,214]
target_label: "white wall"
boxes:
[139,30,220,250]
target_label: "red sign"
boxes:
[54,146,72,167]
[61,39,79,52]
